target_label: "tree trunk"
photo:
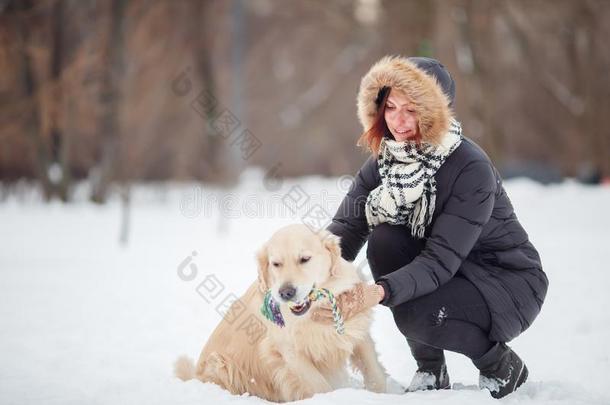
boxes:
[90,0,127,203]
[15,0,54,200]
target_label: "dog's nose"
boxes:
[278,284,296,301]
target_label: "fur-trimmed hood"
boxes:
[357,55,454,145]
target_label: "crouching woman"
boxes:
[311,55,548,399]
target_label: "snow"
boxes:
[1,174,609,405]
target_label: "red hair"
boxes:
[357,88,422,155]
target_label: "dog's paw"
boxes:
[364,378,387,393]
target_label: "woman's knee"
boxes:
[366,223,423,276]
[391,303,436,343]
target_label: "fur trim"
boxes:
[357,55,453,145]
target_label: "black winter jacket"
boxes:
[327,137,549,342]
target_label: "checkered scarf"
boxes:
[365,119,464,238]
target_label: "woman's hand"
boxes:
[310,282,385,325]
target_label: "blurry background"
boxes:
[1,0,609,203]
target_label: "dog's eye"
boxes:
[271,262,282,268]
[299,256,311,264]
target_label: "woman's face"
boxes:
[384,89,420,142]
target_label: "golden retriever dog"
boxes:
[174,224,387,402]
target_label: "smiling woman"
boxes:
[324,55,549,399]
[384,90,420,142]
[360,87,422,145]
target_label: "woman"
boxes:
[310,55,548,399]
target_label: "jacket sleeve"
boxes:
[377,160,497,307]
[326,156,379,262]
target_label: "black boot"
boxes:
[405,338,450,392]
[406,363,450,392]
[474,343,528,399]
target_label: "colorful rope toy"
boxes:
[260,289,285,328]
[260,287,345,335]
[308,288,345,335]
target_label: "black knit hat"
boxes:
[407,57,455,108]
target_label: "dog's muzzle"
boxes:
[288,285,316,316]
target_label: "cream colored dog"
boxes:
[174,224,387,402]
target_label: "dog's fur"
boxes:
[174,224,387,402]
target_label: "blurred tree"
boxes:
[90,0,126,203]
[13,0,59,200]
[1,0,608,196]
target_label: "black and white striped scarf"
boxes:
[365,119,464,238]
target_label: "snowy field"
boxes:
[1,171,609,405]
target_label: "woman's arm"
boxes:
[327,156,380,262]
[377,160,497,307]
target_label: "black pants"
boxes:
[366,223,495,370]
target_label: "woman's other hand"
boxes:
[310,282,385,324]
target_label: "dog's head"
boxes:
[256,224,342,317]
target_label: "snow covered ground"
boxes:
[1,172,609,405]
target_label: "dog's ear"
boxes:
[256,243,270,294]
[319,230,342,276]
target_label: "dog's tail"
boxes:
[174,355,196,381]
